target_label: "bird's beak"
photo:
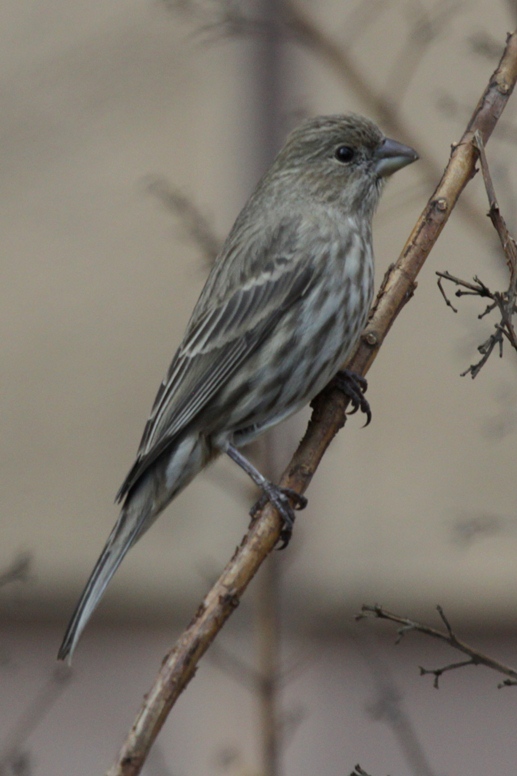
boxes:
[374,137,419,178]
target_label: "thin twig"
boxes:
[436,135,517,376]
[350,765,394,776]
[106,30,517,776]
[350,766,373,776]
[358,604,517,689]
[474,131,517,290]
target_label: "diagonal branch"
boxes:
[106,30,517,776]
[282,0,492,241]
[435,131,517,377]
[166,0,491,239]
[358,604,517,689]
[474,130,517,293]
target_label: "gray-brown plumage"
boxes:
[58,114,417,661]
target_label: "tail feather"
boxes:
[57,506,143,663]
[58,432,209,663]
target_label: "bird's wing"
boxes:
[116,224,316,501]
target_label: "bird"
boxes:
[58,113,418,661]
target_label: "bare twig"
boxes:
[350,766,373,776]
[474,131,517,290]
[106,30,517,776]
[358,604,517,689]
[350,766,394,776]
[436,270,506,379]
[436,135,517,376]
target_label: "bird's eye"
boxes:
[335,145,355,163]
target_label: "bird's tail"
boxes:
[58,432,210,663]
[57,499,148,663]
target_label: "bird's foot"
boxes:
[250,483,307,549]
[334,369,371,426]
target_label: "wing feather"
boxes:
[116,220,314,501]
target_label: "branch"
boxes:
[282,0,493,242]
[358,604,517,689]
[350,766,374,776]
[0,668,71,774]
[146,177,222,266]
[0,553,32,589]
[165,0,491,239]
[474,130,517,291]
[358,635,439,776]
[436,133,517,376]
[106,31,517,776]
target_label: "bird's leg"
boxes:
[333,369,371,426]
[225,443,307,549]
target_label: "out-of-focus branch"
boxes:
[0,668,71,775]
[165,0,491,237]
[0,553,32,590]
[146,177,222,266]
[385,0,463,105]
[358,604,517,689]
[256,556,281,776]
[282,0,492,241]
[350,766,374,776]
[106,30,517,776]
[358,634,438,776]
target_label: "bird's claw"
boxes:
[249,484,307,549]
[334,369,371,426]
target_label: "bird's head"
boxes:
[270,114,418,218]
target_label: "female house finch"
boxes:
[58,114,417,661]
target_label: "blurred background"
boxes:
[2,1,517,774]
